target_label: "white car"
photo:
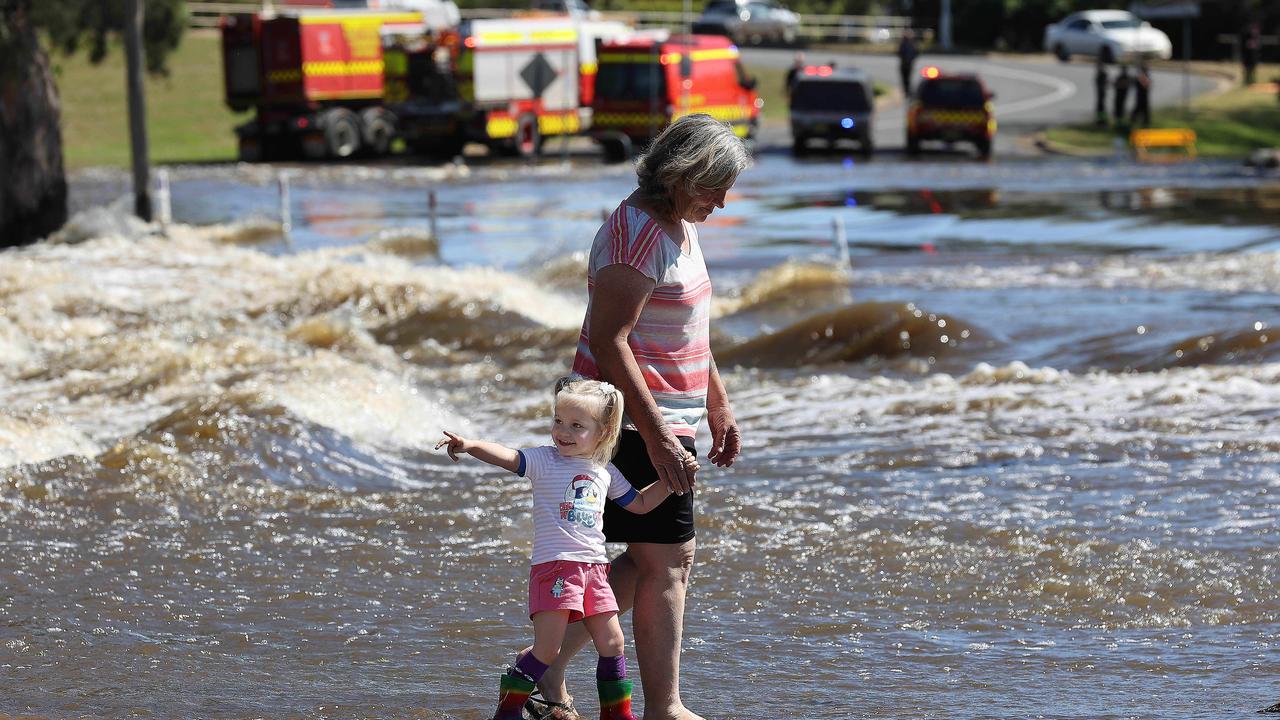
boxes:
[1044,10,1172,63]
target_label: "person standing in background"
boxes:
[1094,57,1110,126]
[1130,62,1152,128]
[897,29,918,96]
[1242,22,1261,86]
[1112,65,1132,127]
[785,51,805,97]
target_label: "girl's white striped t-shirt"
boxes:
[517,446,636,565]
[572,202,713,438]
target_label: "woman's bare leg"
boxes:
[628,540,702,720]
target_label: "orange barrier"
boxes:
[1130,127,1197,162]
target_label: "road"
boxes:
[740,49,1222,157]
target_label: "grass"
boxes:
[54,31,246,168]
[1044,62,1280,158]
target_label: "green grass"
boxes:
[54,32,246,168]
[1044,67,1280,158]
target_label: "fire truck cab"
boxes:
[591,34,761,162]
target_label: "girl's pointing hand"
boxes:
[435,430,468,462]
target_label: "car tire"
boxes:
[322,108,362,160]
[507,113,541,159]
[791,136,807,156]
[1054,44,1069,63]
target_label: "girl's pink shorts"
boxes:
[528,560,618,622]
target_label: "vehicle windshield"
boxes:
[919,78,985,106]
[594,61,665,101]
[1100,19,1142,29]
[790,80,870,112]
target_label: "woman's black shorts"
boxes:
[603,430,696,544]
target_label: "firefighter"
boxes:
[898,30,918,96]
[1112,64,1131,127]
[1130,62,1152,128]
[1094,57,1109,126]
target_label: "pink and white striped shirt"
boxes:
[572,202,713,438]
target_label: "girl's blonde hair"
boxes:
[553,375,625,466]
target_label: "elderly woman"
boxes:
[521,114,750,720]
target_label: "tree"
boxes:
[0,0,186,248]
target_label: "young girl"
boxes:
[436,376,688,720]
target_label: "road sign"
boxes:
[520,53,557,98]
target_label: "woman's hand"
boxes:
[650,434,698,495]
[435,430,471,462]
[706,405,741,468]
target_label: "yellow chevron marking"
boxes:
[300,60,384,77]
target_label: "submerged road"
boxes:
[740,49,1222,157]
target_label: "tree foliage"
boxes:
[1,0,187,79]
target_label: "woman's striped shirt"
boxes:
[572,202,712,439]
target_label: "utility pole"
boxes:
[939,0,952,51]
[124,0,152,221]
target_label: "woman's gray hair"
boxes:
[635,114,753,219]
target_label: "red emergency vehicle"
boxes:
[591,34,761,161]
[383,16,630,159]
[221,1,457,161]
[905,66,996,160]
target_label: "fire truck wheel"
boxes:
[975,138,992,161]
[600,137,629,163]
[791,136,808,156]
[513,114,541,159]
[323,109,362,160]
[906,133,920,156]
[360,108,396,157]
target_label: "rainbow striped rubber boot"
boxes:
[597,679,637,720]
[493,672,535,720]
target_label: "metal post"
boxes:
[1182,17,1191,117]
[832,215,849,269]
[124,0,152,221]
[156,169,172,227]
[940,0,953,51]
[278,172,292,240]
[428,188,439,240]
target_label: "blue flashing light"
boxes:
[841,117,855,129]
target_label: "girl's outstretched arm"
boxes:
[436,430,521,473]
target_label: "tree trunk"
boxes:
[0,4,68,248]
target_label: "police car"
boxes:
[905,67,996,160]
[789,65,875,156]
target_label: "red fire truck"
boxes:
[591,34,761,161]
[221,0,459,161]
[382,16,631,159]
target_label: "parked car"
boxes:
[1044,10,1172,64]
[789,65,875,156]
[906,68,995,160]
[692,0,800,46]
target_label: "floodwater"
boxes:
[3,155,1279,719]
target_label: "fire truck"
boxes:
[221,0,459,161]
[591,34,761,161]
[382,16,632,159]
